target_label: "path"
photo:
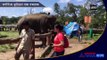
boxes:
[0,39,95,60]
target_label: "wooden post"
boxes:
[30,32,52,59]
[46,35,51,45]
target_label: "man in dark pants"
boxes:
[70,26,82,42]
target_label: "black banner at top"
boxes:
[0,2,45,7]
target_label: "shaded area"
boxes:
[0,35,7,38]
[0,38,19,45]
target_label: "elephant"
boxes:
[17,13,56,47]
[17,13,56,34]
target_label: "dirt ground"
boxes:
[0,39,95,60]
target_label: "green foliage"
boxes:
[53,0,106,28]
[78,7,89,24]
[1,16,8,25]
[54,3,60,14]
[90,4,106,28]
[1,16,21,24]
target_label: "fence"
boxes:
[0,24,17,31]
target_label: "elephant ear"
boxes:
[17,16,28,34]
[17,16,26,25]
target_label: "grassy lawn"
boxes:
[0,31,102,53]
[68,33,102,41]
[0,31,18,53]
[0,31,19,39]
[0,44,16,53]
[83,33,102,41]
[93,34,102,41]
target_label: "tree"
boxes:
[53,0,106,28]
[1,16,9,25]
[9,16,21,24]
[54,2,86,24]
[54,3,67,24]
[66,3,78,21]
[78,6,89,24]
[54,3,60,14]
[89,0,106,28]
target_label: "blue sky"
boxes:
[0,0,86,18]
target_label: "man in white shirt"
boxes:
[15,21,35,60]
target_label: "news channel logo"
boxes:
[80,52,104,58]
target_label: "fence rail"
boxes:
[0,32,53,59]
[84,29,104,34]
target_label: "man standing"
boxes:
[15,21,35,60]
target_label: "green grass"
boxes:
[83,34,102,41]
[93,34,102,41]
[0,31,18,52]
[69,33,102,41]
[0,44,16,53]
[0,31,19,38]
[67,33,102,41]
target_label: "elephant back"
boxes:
[17,13,56,34]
